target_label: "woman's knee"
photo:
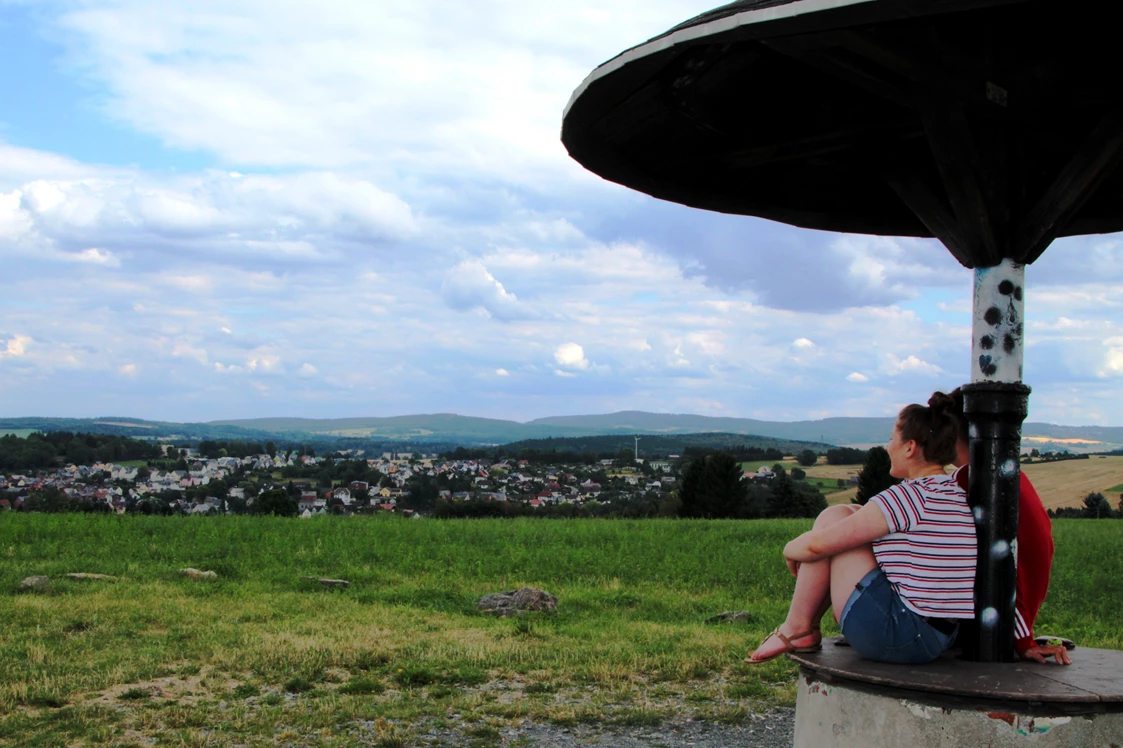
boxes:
[813,503,859,528]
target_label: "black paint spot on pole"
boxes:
[998,280,1015,295]
[1003,334,1017,353]
[980,335,995,350]
[1014,287,1023,301]
[984,307,1002,325]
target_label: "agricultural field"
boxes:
[801,454,1123,509]
[1022,455,1123,509]
[2,515,1121,746]
[0,430,37,439]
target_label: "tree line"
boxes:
[0,432,162,471]
[676,453,828,519]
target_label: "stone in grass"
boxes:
[67,573,121,582]
[478,587,558,616]
[20,576,51,592]
[182,568,218,580]
[705,610,754,624]
[301,576,350,589]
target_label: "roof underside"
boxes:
[563,0,1123,265]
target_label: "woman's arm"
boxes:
[784,503,891,564]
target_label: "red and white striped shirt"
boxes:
[870,474,977,619]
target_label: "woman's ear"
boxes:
[903,439,919,460]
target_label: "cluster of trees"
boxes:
[677,453,827,519]
[826,447,868,465]
[0,432,161,470]
[1022,450,1090,464]
[18,487,113,513]
[278,457,387,490]
[852,447,901,505]
[1049,492,1123,519]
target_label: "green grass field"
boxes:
[739,458,797,472]
[1,516,1120,746]
[0,430,37,439]
[1107,484,1123,494]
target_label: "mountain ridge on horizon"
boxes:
[5,411,1120,453]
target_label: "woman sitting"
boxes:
[747,392,975,664]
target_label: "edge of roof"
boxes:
[562,0,877,119]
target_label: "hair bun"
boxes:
[928,391,954,413]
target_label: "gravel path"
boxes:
[352,710,795,747]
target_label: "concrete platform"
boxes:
[789,639,1123,747]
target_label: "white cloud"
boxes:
[171,342,208,365]
[1,335,32,358]
[1,4,1122,424]
[118,363,137,376]
[885,354,945,377]
[46,0,716,186]
[1099,338,1123,377]
[441,261,534,321]
[554,342,590,371]
[71,248,120,266]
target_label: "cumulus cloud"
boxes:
[4,171,416,266]
[554,342,590,371]
[43,0,715,185]
[1,3,1122,424]
[441,261,535,321]
[1,335,32,358]
[70,248,120,266]
[885,354,945,377]
[1099,338,1123,377]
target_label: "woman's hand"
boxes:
[783,533,815,575]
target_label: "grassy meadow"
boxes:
[2,515,1122,746]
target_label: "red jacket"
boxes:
[956,468,1054,655]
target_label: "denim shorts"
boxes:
[839,568,959,664]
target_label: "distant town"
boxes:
[0,442,700,518]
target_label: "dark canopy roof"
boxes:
[562,0,1123,267]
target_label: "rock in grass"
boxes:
[705,610,754,624]
[20,576,51,592]
[67,573,121,582]
[182,568,217,580]
[478,587,557,616]
[301,576,350,589]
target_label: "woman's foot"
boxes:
[746,624,821,663]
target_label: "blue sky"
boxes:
[2,0,1122,426]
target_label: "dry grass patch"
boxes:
[1022,455,1123,509]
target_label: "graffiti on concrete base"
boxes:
[982,711,1072,736]
[806,680,832,697]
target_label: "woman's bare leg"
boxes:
[829,545,878,624]
[748,505,863,661]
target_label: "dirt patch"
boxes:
[82,667,242,709]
